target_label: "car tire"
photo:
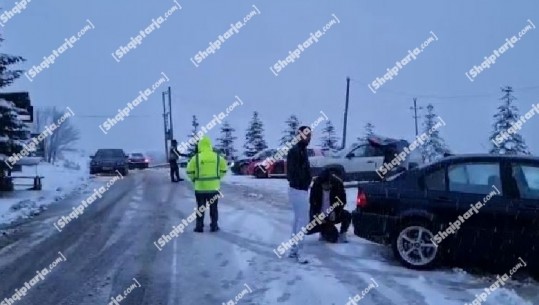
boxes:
[240,164,249,175]
[391,220,440,270]
[254,166,268,178]
[120,168,128,176]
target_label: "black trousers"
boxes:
[309,210,352,242]
[195,192,220,229]
[169,161,180,181]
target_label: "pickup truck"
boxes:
[309,135,422,182]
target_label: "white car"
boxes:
[309,135,423,182]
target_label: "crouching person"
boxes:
[308,168,351,243]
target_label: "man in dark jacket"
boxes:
[286,126,312,263]
[308,168,351,243]
[169,139,188,182]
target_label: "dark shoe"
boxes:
[178,178,184,181]
[193,227,203,233]
[210,226,220,232]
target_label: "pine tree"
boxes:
[357,122,375,142]
[0,35,26,158]
[320,120,339,149]
[186,115,199,156]
[243,111,268,157]
[0,99,29,156]
[215,121,237,161]
[280,115,300,146]
[489,86,530,155]
[364,122,375,138]
[421,104,449,163]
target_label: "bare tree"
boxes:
[36,107,79,164]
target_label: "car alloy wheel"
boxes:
[395,225,438,269]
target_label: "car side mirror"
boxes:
[345,152,354,158]
[89,155,95,159]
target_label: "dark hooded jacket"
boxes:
[286,142,312,191]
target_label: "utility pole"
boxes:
[162,86,174,160]
[162,93,170,160]
[167,86,174,141]
[410,98,422,136]
[341,77,350,150]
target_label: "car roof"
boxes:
[97,148,123,151]
[440,154,539,163]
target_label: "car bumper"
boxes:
[352,209,397,245]
[128,162,149,168]
[90,166,126,172]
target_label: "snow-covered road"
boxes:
[0,169,536,305]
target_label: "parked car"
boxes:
[309,135,422,182]
[90,149,129,175]
[128,152,149,169]
[246,149,278,176]
[253,148,329,178]
[352,154,539,272]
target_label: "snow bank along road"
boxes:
[0,169,536,305]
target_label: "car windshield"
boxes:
[95,150,124,158]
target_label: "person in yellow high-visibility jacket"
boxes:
[186,136,228,232]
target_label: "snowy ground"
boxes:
[0,167,537,304]
[218,172,538,305]
[0,153,90,226]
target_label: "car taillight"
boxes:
[357,191,367,208]
[145,159,149,162]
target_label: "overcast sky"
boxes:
[3,0,539,155]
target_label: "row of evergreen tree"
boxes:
[184,86,532,162]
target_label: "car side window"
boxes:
[365,145,384,157]
[425,168,446,191]
[512,164,539,200]
[448,163,502,195]
[349,145,367,157]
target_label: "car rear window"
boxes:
[425,168,446,191]
[131,153,144,157]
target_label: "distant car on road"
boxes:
[90,149,129,176]
[128,153,149,169]
[309,135,422,182]
[352,154,539,273]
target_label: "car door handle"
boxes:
[366,161,374,164]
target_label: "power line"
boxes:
[72,115,158,118]
[348,77,539,101]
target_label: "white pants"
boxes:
[288,187,310,253]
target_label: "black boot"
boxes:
[194,227,203,233]
[210,225,220,232]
